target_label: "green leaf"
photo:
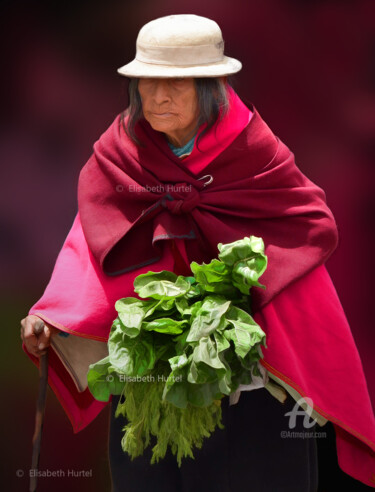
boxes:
[184,276,196,285]
[224,306,266,359]
[175,297,190,317]
[162,361,190,408]
[192,336,226,371]
[232,256,267,293]
[189,300,203,319]
[240,345,265,370]
[216,236,267,294]
[186,380,223,407]
[134,271,191,299]
[134,270,178,287]
[163,364,224,408]
[115,297,158,317]
[153,333,177,361]
[172,330,191,355]
[168,353,190,371]
[218,236,265,265]
[185,282,204,299]
[108,322,157,376]
[190,259,237,296]
[214,330,231,353]
[162,379,189,408]
[142,318,187,335]
[87,356,124,402]
[185,338,229,391]
[187,296,231,342]
[153,298,176,312]
[115,298,163,337]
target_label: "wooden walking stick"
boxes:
[29,321,49,492]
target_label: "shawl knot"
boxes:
[162,184,200,214]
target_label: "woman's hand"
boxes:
[20,315,59,358]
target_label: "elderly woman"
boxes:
[21,14,375,492]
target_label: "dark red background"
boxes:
[1,0,374,490]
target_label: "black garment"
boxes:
[108,388,319,492]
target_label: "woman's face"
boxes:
[138,78,199,147]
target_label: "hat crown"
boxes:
[137,14,223,48]
[117,14,242,78]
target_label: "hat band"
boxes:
[136,42,224,66]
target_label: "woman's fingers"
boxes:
[37,324,51,351]
[21,317,40,356]
[33,317,45,335]
[20,316,49,357]
[21,316,38,345]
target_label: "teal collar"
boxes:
[167,134,196,158]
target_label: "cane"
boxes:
[29,321,49,492]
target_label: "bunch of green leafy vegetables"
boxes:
[87,236,268,466]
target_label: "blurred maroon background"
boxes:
[1,0,374,490]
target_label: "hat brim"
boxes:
[117,56,242,78]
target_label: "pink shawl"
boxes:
[24,87,375,487]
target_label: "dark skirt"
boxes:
[108,388,319,492]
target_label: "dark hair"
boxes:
[120,78,230,147]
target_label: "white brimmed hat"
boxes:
[117,14,242,78]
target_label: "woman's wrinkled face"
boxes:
[138,78,199,147]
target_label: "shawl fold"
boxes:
[24,88,375,487]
